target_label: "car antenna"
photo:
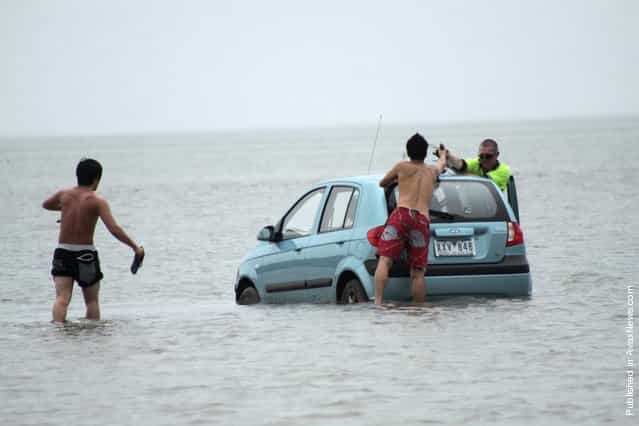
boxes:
[366,114,383,174]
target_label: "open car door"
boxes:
[506,175,520,223]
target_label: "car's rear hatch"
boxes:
[387,177,509,271]
[364,176,530,298]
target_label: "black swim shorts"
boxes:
[51,248,104,287]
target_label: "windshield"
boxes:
[390,179,508,223]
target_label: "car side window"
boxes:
[282,188,325,239]
[320,186,359,233]
[344,188,359,228]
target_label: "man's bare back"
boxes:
[380,161,441,218]
[51,187,100,244]
[379,157,447,218]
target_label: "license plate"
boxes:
[434,238,476,257]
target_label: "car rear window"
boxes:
[390,179,508,223]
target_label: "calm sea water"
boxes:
[1,117,638,425]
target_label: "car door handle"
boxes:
[336,241,345,245]
[295,248,303,252]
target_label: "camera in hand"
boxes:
[432,144,446,158]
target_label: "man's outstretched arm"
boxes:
[97,198,141,253]
[444,148,466,171]
[435,145,448,174]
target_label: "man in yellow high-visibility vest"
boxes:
[446,138,511,191]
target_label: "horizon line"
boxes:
[1,112,637,140]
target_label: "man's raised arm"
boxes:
[445,148,466,172]
[42,191,62,211]
[435,145,448,174]
[379,162,401,188]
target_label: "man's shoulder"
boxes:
[88,192,107,205]
[497,161,511,173]
[491,162,511,179]
[76,189,107,206]
[58,186,76,195]
[57,187,79,201]
[394,160,416,173]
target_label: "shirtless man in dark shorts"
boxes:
[42,158,144,322]
[374,134,447,304]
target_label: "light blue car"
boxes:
[235,173,531,304]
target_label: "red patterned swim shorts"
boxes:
[376,207,430,270]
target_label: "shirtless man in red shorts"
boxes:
[42,158,144,322]
[374,134,447,304]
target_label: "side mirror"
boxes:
[257,225,276,241]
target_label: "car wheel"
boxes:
[238,286,260,305]
[339,279,368,304]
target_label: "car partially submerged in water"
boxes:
[235,173,531,304]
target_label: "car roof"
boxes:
[317,172,494,188]
[317,175,383,187]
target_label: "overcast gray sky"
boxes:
[1,0,637,137]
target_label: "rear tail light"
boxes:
[506,221,524,247]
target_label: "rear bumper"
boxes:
[364,255,530,277]
[364,255,532,298]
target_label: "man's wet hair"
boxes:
[76,158,102,186]
[480,138,499,152]
[406,133,428,161]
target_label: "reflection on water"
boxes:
[52,319,115,336]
